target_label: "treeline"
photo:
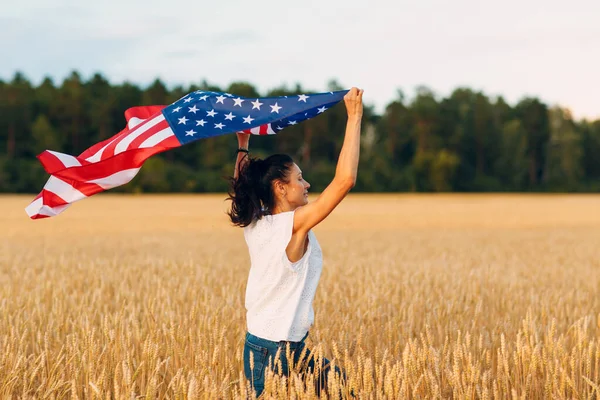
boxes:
[1,71,599,193]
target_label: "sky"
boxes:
[2,0,599,120]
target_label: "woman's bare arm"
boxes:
[292,87,363,234]
[233,133,250,180]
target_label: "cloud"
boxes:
[0,15,152,84]
[1,0,598,119]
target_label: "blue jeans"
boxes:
[243,331,347,397]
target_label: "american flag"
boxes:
[25,89,349,219]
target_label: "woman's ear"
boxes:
[275,180,286,196]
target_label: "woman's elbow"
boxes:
[341,176,356,190]
[333,174,356,191]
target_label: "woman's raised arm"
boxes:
[233,132,250,180]
[292,87,363,234]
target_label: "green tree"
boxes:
[580,121,600,186]
[2,68,599,194]
[33,77,58,124]
[57,71,86,154]
[378,90,414,168]
[31,114,63,155]
[412,151,435,191]
[514,98,551,187]
[430,150,460,192]
[0,79,6,156]
[112,82,143,132]
[226,82,260,98]
[544,107,583,190]
[3,72,34,158]
[495,119,528,190]
[86,73,116,146]
[142,79,169,106]
[411,86,440,154]
[133,157,170,192]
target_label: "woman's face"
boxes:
[282,163,311,207]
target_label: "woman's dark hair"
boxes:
[227,154,294,227]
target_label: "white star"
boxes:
[276,126,284,130]
[178,116,189,125]
[214,123,225,129]
[288,120,297,125]
[199,95,209,101]
[196,119,206,127]
[225,93,234,97]
[298,94,309,102]
[270,103,282,113]
[172,107,182,113]
[216,95,226,104]
[317,106,327,113]
[206,109,217,117]
[224,112,235,121]
[195,90,204,94]
[243,115,254,124]
[251,99,263,110]
[233,98,244,107]
[185,129,197,136]
[183,97,193,103]
[188,105,199,114]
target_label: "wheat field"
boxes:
[1,194,599,399]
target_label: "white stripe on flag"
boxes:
[138,127,174,148]
[25,197,44,217]
[46,176,88,203]
[86,114,164,162]
[35,203,71,218]
[47,150,82,168]
[116,114,166,155]
[127,116,146,129]
[24,178,81,218]
[86,137,120,163]
[266,124,276,135]
[250,127,260,134]
[87,168,141,189]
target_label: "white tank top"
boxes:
[243,209,323,341]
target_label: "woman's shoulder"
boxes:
[248,211,291,228]
[244,211,296,242]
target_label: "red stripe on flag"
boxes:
[39,124,174,180]
[127,119,171,150]
[78,128,127,160]
[72,180,105,197]
[41,189,69,207]
[96,130,131,159]
[239,125,269,135]
[51,145,177,182]
[124,105,165,122]
[101,112,167,158]
[78,106,165,160]
[31,213,51,220]
[37,151,74,175]
[155,135,180,148]
[27,177,104,215]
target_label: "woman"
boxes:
[227,87,363,397]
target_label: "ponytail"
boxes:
[227,154,294,227]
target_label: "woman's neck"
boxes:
[270,202,296,215]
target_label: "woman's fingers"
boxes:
[343,89,363,118]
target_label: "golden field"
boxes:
[1,194,599,399]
